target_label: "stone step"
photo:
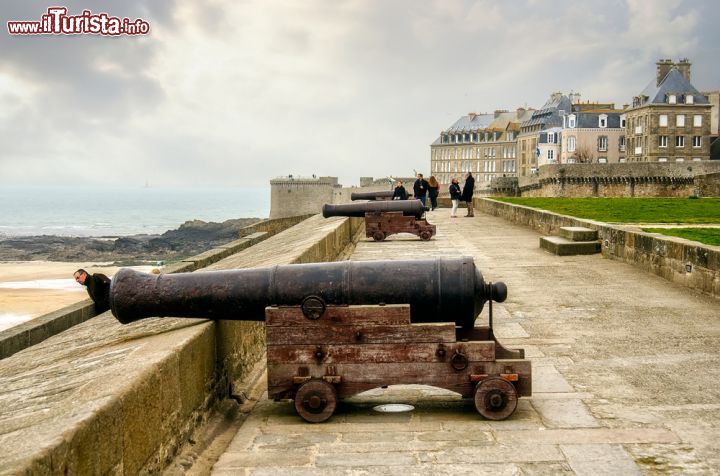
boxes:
[540,236,601,256]
[559,227,598,242]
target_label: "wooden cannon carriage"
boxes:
[110,258,531,423]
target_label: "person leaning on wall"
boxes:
[392,180,408,200]
[73,268,111,313]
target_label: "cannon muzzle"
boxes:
[322,199,426,218]
[350,191,395,201]
[110,257,506,330]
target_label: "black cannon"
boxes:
[322,200,435,241]
[110,257,503,330]
[110,258,531,423]
[350,190,395,201]
[322,200,425,219]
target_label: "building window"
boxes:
[694,115,702,127]
[693,157,702,161]
[675,157,684,162]
[507,132,514,140]
[659,115,668,127]
[659,136,668,148]
[676,115,685,127]
[620,115,626,128]
[668,94,677,104]
[599,114,608,128]
[568,114,576,128]
[693,136,701,148]
[619,136,625,151]
[568,136,576,152]
[686,95,694,104]
[598,157,607,163]
[547,132,555,144]
[547,150,554,161]
[676,136,685,147]
[598,136,608,152]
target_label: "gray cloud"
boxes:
[0,0,718,187]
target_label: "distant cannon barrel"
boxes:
[322,200,426,218]
[109,257,506,330]
[350,190,395,201]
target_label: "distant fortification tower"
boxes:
[270,176,340,219]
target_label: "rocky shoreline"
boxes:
[0,217,262,265]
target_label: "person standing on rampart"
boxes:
[462,172,475,217]
[427,176,440,211]
[413,173,430,206]
[449,177,462,218]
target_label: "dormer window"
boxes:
[620,115,626,128]
[599,114,608,128]
[668,94,677,104]
[686,95,694,104]
[568,114,576,128]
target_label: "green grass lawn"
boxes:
[642,228,720,246]
[493,197,720,224]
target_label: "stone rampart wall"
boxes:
[0,215,361,474]
[476,198,719,298]
[0,216,309,360]
[518,162,720,197]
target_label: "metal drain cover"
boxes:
[373,404,415,413]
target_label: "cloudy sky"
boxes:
[1,0,718,187]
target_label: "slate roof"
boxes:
[444,113,495,132]
[638,68,709,105]
[522,94,572,128]
[570,112,623,129]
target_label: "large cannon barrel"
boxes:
[110,257,506,329]
[350,190,395,201]
[322,199,425,218]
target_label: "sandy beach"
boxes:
[0,261,156,332]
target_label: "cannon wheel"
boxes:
[294,379,337,423]
[474,377,517,420]
[419,230,433,241]
[372,231,386,242]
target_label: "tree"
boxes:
[571,145,595,164]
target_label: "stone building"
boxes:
[624,58,712,163]
[430,109,531,189]
[517,93,572,176]
[560,108,625,164]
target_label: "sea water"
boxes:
[0,185,270,237]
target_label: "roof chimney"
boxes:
[656,59,673,86]
[677,58,691,82]
[468,112,477,120]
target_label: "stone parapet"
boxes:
[0,215,361,474]
[0,216,311,360]
[518,162,720,197]
[476,198,719,298]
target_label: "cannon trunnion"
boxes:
[109,258,531,423]
[322,200,436,241]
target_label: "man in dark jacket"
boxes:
[413,173,430,206]
[74,269,111,313]
[461,172,475,217]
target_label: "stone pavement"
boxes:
[212,209,720,475]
